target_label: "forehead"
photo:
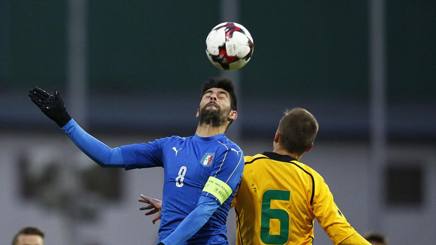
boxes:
[203,87,229,95]
[17,234,43,245]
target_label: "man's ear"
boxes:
[228,110,238,121]
[196,108,199,118]
[273,131,280,143]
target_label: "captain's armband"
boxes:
[202,176,233,204]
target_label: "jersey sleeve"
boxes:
[311,173,360,244]
[202,144,244,205]
[118,138,167,169]
[339,233,371,245]
[160,195,220,245]
[63,119,166,169]
[232,156,252,208]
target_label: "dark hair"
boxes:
[364,233,387,244]
[12,227,44,245]
[201,77,237,110]
[278,108,319,155]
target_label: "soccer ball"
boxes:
[205,22,254,71]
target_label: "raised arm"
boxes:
[62,119,126,167]
[29,87,163,169]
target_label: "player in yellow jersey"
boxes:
[234,108,369,245]
[139,108,370,245]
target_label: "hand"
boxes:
[138,194,162,224]
[28,87,71,127]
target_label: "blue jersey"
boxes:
[63,120,244,245]
[122,134,244,244]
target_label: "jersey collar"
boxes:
[193,133,226,142]
[262,152,296,162]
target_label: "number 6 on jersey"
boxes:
[261,190,291,244]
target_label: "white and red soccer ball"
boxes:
[205,22,254,71]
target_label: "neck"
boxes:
[195,123,227,137]
[273,145,302,160]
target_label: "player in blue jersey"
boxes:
[28,77,245,245]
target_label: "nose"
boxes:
[209,93,218,101]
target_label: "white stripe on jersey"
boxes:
[216,141,243,183]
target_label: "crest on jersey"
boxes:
[200,153,214,167]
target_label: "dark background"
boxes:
[1,0,435,141]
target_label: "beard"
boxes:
[198,104,228,127]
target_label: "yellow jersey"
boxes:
[234,152,360,245]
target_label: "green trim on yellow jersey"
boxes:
[235,152,358,245]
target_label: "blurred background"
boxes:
[1,0,435,244]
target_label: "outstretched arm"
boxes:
[29,87,163,169]
[29,87,126,167]
[62,119,126,167]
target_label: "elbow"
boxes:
[86,148,123,168]
[95,161,111,168]
[88,154,121,168]
[88,156,113,167]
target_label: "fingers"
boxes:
[145,209,159,215]
[54,91,60,100]
[151,198,161,203]
[138,198,151,204]
[28,87,52,108]
[152,214,161,224]
[139,194,153,202]
[138,194,161,222]
[139,204,155,210]
[54,90,64,103]
[29,92,46,108]
[35,87,51,97]
[139,194,161,205]
[29,91,47,101]
[30,87,51,99]
[139,203,159,215]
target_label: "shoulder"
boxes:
[143,136,187,151]
[212,139,243,169]
[291,160,325,183]
[217,138,243,155]
[244,154,269,164]
[167,135,187,141]
[154,135,186,143]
